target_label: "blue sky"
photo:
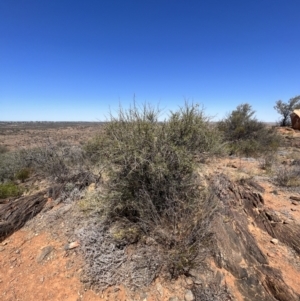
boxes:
[1,0,299,121]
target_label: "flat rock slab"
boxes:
[0,191,47,242]
[212,174,300,301]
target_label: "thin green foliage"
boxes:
[0,182,23,199]
[218,103,281,157]
[167,103,224,155]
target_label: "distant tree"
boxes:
[218,103,262,142]
[274,95,300,126]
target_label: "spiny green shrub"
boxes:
[97,104,194,221]
[218,103,281,157]
[87,103,218,278]
[95,103,218,222]
[0,182,23,199]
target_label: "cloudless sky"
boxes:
[1,0,299,121]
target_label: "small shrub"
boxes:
[218,104,281,158]
[0,182,23,199]
[15,168,31,182]
[0,151,25,182]
[275,166,300,187]
[110,222,141,245]
[260,153,277,171]
[78,190,104,214]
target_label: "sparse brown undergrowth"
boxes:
[0,142,98,186]
[275,164,300,187]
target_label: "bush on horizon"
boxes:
[217,103,281,158]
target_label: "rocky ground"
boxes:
[1,124,300,301]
